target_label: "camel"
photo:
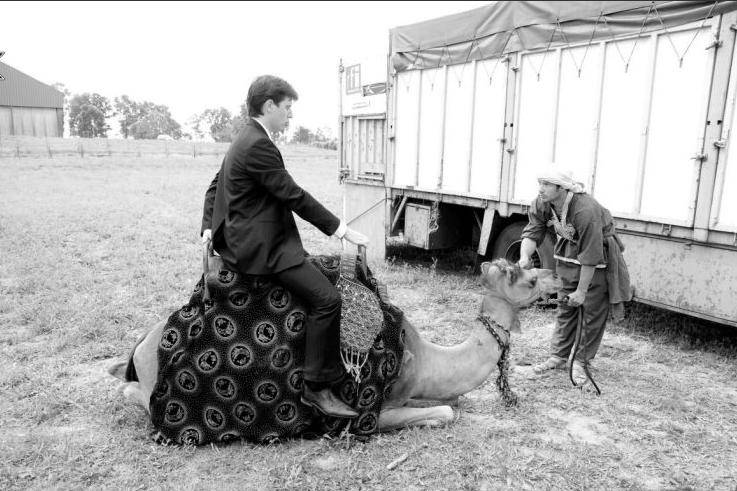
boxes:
[108,258,562,434]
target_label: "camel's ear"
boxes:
[480,262,497,289]
[107,360,128,381]
[396,349,415,380]
[493,260,521,286]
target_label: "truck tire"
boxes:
[490,221,554,269]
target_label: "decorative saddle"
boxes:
[148,252,405,446]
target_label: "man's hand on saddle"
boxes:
[518,255,533,270]
[343,227,369,247]
[567,289,586,307]
[201,229,212,245]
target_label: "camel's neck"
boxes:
[480,294,520,332]
[404,296,517,401]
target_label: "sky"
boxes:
[1,1,490,138]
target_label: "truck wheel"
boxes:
[490,221,554,269]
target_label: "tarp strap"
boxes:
[478,28,517,85]
[527,20,561,81]
[409,46,422,70]
[428,44,451,89]
[559,14,602,78]
[449,37,481,87]
[653,0,719,67]
[619,3,654,73]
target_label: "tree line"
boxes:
[188,105,336,148]
[52,83,337,148]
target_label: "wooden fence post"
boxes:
[78,141,84,158]
[46,138,52,158]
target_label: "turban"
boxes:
[537,166,585,193]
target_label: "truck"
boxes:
[338,0,737,327]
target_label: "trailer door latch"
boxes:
[690,153,707,162]
[713,139,727,149]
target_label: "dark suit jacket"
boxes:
[201,120,340,274]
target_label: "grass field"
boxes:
[1,144,737,490]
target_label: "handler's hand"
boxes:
[201,229,212,245]
[344,227,369,247]
[518,256,533,270]
[567,290,586,307]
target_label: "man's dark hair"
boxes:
[246,75,298,117]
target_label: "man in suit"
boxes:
[201,75,369,418]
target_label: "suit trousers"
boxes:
[275,260,344,384]
[550,261,609,363]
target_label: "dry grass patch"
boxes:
[2,145,736,490]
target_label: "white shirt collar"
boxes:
[253,118,273,142]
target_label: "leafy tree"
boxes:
[230,115,247,137]
[314,126,338,150]
[189,107,249,142]
[113,95,141,139]
[128,107,182,140]
[192,107,233,142]
[292,126,314,144]
[114,96,182,140]
[69,92,112,138]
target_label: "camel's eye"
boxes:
[527,277,537,288]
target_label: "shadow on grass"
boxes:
[385,242,480,274]
[610,302,737,359]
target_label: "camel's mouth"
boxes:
[510,270,563,309]
[536,270,564,295]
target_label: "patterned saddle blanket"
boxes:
[149,254,405,446]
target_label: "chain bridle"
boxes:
[477,315,518,407]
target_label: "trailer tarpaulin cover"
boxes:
[390,1,737,72]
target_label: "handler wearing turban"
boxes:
[518,166,631,384]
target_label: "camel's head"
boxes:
[480,259,562,310]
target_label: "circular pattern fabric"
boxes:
[149,254,405,446]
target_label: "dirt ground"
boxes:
[1,147,736,490]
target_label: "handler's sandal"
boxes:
[532,356,566,375]
[571,361,589,386]
[301,386,359,418]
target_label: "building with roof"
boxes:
[0,61,64,137]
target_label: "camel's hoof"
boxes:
[435,406,454,424]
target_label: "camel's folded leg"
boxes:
[405,397,460,408]
[378,405,454,431]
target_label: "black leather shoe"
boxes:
[301,386,359,418]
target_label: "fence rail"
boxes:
[0,135,231,159]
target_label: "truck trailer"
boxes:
[339,1,737,327]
